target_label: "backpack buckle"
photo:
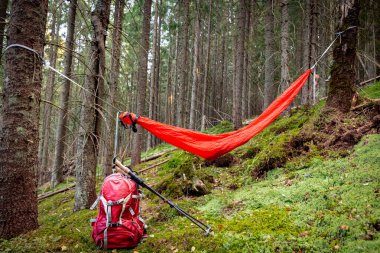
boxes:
[109,222,120,228]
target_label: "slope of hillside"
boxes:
[0,82,379,253]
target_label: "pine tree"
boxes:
[0,0,48,238]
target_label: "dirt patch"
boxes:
[251,156,287,179]
[289,100,380,154]
[204,153,236,167]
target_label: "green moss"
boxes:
[203,120,233,134]
[1,110,380,252]
[359,81,380,99]
[155,152,214,198]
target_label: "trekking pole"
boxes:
[112,112,121,173]
[114,159,212,235]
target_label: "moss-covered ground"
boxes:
[0,82,379,252]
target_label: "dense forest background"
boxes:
[0,0,379,244]
[1,0,378,183]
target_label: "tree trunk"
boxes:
[40,7,61,185]
[189,0,201,130]
[147,0,159,149]
[154,3,162,146]
[51,0,77,187]
[165,29,173,125]
[263,0,275,111]
[171,29,179,125]
[176,0,189,128]
[0,0,8,58]
[200,0,212,131]
[0,0,48,239]
[233,0,246,129]
[326,0,360,113]
[310,0,318,103]
[103,0,125,176]
[301,0,311,104]
[131,0,152,167]
[74,0,111,211]
[242,2,251,120]
[280,0,290,93]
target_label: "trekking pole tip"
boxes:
[204,226,212,236]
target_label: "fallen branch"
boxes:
[352,99,380,112]
[38,183,76,201]
[141,148,176,163]
[359,75,380,87]
[138,159,169,174]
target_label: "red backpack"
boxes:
[90,173,146,249]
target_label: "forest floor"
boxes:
[0,82,379,253]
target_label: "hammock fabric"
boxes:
[120,69,311,160]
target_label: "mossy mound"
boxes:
[155,153,215,198]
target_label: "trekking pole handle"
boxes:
[114,159,145,185]
[114,159,132,174]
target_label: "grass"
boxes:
[359,81,380,99]
[1,82,379,252]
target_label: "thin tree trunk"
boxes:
[220,25,226,114]
[172,29,179,125]
[301,0,311,104]
[233,0,246,129]
[51,0,77,187]
[201,0,212,131]
[147,0,159,149]
[103,0,125,176]
[0,0,48,239]
[165,29,173,124]
[310,0,318,103]
[263,0,275,111]
[242,2,251,120]
[189,0,201,130]
[280,0,290,93]
[176,0,189,127]
[0,0,8,58]
[74,0,111,211]
[326,0,360,113]
[40,8,61,184]
[155,3,162,129]
[131,0,152,167]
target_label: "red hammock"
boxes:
[120,69,311,160]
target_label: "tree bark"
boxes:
[233,0,246,129]
[40,7,61,184]
[201,0,212,131]
[301,0,311,105]
[0,0,8,58]
[131,0,152,167]
[147,0,159,149]
[74,0,111,211]
[176,0,189,128]
[165,20,174,125]
[242,2,251,120]
[0,0,48,239]
[51,0,77,187]
[189,0,201,130]
[263,0,275,111]
[326,0,360,113]
[103,0,125,176]
[280,0,290,93]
